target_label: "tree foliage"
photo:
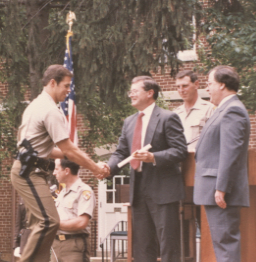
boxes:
[198,0,256,111]
[0,107,17,175]
[0,0,199,172]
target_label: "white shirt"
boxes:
[140,102,156,148]
[136,102,155,171]
[218,94,236,108]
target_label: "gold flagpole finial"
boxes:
[65,11,76,56]
[66,11,76,33]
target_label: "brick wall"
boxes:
[152,62,208,91]
[249,115,256,149]
[0,82,8,99]
[76,113,99,256]
[0,179,12,261]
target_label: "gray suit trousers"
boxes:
[204,205,241,262]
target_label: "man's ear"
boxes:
[49,79,57,88]
[148,89,154,98]
[219,83,225,90]
[65,167,70,175]
[194,80,199,90]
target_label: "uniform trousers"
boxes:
[205,205,241,262]
[11,160,60,262]
[51,236,90,262]
[132,173,180,262]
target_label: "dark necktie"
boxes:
[130,112,144,170]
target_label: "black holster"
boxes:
[16,139,55,177]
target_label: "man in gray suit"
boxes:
[194,66,250,262]
[106,76,187,262]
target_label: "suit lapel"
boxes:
[196,95,239,152]
[195,108,220,152]
[144,105,160,146]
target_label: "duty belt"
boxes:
[55,234,86,241]
[16,152,55,173]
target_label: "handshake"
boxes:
[92,144,153,180]
[94,162,111,180]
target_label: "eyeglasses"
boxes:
[127,89,150,96]
[127,89,139,96]
[206,81,217,86]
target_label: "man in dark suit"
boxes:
[106,76,187,262]
[193,66,250,262]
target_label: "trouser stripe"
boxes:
[25,176,50,262]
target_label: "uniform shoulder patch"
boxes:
[82,190,91,200]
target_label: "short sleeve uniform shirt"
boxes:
[175,97,215,152]
[17,91,69,158]
[55,178,96,235]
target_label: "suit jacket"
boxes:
[108,105,187,205]
[193,95,250,207]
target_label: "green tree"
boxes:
[0,0,200,172]
[0,107,17,176]
[198,0,256,111]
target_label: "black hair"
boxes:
[60,159,80,176]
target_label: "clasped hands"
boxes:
[93,151,155,180]
[94,162,110,180]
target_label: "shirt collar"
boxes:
[41,90,57,104]
[64,177,81,194]
[179,96,204,113]
[191,96,205,110]
[140,102,155,116]
[218,94,236,108]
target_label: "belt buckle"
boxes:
[59,235,66,241]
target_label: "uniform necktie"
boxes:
[131,112,144,170]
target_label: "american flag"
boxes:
[60,32,78,145]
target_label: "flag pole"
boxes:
[65,11,76,55]
[60,11,78,146]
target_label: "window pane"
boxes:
[106,192,113,203]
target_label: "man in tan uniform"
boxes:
[51,159,95,262]
[175,70,215,152]
[11,65,108,262]
[175,70,215,234]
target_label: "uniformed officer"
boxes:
[51,159,95,262]
[175,70,215,238]
[175,70,215,152]
[11,64,109,262]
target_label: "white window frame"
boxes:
[177,16,197,61]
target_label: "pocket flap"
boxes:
[191,118,206,127]
[201,168,218,177]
